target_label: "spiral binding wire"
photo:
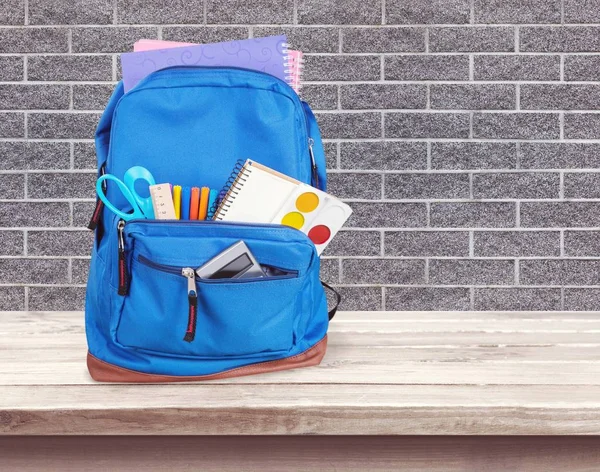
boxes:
[283,48,303,96]
[211,159,252,220]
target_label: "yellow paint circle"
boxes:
[295,192,319,213]
[281,211,305,229]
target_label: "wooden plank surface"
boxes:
[1,311,599,435]
[2,436,600,472]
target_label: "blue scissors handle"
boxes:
[96,174,146,221]
[96,166,157,221]
[123,166,156,219]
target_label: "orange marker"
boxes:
[190,187,200,220]
[198,187,210,220]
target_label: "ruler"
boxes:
[149,184,176,220]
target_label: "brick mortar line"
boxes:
[23,286,28,311]
[292,0,298,25]
[469,54,474,80]
[470,0,475,24]
[22,229,27,256]
[469,230,474,257]
[0,255,91,260]
[0,169,98,174]
[12,109,600,115]
[319,227,600,232]
[311,168,600,174]
[6,52,600,58]
[1,227,595,232]
[4,197,600,203]
[314,109,600,114]
[322,137,600,142]
[6,23,600,28]
[8,79,600,85]
[7,137,600,144]
[469,286,475,309]
[5,282,600,289]
[1,284,87,287]
[3,226,600,232]
[327,256,600,260]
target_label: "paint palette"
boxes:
[274,184,352,255]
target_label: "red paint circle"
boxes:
[308,225,331,245]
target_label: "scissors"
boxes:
[96,166,156,221]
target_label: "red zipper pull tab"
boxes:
[182,268,198,342]
[89,164,107,230]
[117,220,129,296]
[87,198,104,230]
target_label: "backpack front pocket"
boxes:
[114,220,316,359]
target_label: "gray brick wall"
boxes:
[2,0,600,311]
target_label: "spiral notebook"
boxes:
[122,35,294,93]
[132,38,304,95]
[213,160,352,255]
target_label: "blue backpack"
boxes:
[85,66,338,382]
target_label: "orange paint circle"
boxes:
[295,192,319,213]
[281,211,305,229]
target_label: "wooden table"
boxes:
[1,311,599,471]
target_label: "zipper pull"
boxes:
[117,220,129,296]
[182,267,198,342]
[87,198,104,231]
[88,164,107,231]
[308,137,319,189]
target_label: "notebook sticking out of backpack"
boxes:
[132,38,305,96]
[122,36,304,95]
[213,160,352,255]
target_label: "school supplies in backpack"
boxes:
[85,41,335,382]
[96,166,156,221]
[214,159,352,255]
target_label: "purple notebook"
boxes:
[121,35,289,93]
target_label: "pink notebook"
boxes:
[133,39,304,95]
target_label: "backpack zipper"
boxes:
[182,267,198,342]
[136,253,298,343]
[88,163,106,231]
[308,137,319,189]
[136,254,298,283]
[117,219,129,295]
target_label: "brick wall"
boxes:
[1,0,600,311]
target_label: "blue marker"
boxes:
[206,189,218,220]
